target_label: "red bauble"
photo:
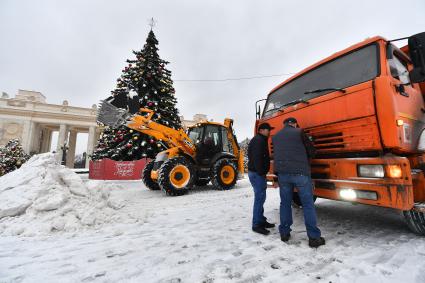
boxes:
[126,143,132,148]
[149,139,154,144]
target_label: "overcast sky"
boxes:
[1,0,425,153]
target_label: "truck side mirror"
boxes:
[408,32,425,83]
[255,99,267,120]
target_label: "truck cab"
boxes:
[257,32,425,235]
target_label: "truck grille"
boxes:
[313,132,344,149]
[306,116,380,154]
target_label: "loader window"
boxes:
[263,44,379,117]
[221,127,231,152]
[203,125,220,148]
[188,127,204,143]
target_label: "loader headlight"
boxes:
[155,151,169,162]
[358,165,385,178]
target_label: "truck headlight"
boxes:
[339,189,357,200]
[419,130,425,151]
[387,165,402,178]
[358,165,385,178]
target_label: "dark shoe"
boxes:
[280,233,291,242]
[309,237,325,248]
[252,226,270,235]
[261,221,275,228]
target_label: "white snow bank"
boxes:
[0,153,125,236]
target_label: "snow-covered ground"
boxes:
[1,155,425,282]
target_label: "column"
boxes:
[22,120,35,153]
[85,126,96,168]
[56,124,68,162]
[66,130,77,168]
[29,123,40,153]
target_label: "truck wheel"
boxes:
[292,192,317,207]
[142,160,160,190]
[158,157,194,196]
[195,178,210,186]
[403,210,425,235]
[211,159,237,190]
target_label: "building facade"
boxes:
[180,113,208,129]
[0,90,99,168]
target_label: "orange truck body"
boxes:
[258,35,425,212]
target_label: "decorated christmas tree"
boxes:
[0,139,30,176]
[92,26,182,161]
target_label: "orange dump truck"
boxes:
[256,32,425,235]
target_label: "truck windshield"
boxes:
[263,44,379,117]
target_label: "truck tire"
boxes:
[158,157,194,196]
[403,210,425,235]
[195,178,210,186]
[292,192,317,207]
[142,160,160,190]
[211,159,238,190]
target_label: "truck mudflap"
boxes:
[267,156,416,211]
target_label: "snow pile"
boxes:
[0,153,125,236]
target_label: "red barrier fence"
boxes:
[89,158,150,180]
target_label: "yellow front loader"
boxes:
[98,102,244,196]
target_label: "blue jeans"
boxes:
[248,171,267,228]
[278,173,321,239]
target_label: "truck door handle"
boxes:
[395,84,409,97]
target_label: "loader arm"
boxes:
[224,118,245,175]
[126,108,197,158]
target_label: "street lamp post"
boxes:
[61,142,69,166]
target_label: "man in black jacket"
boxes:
[248,123,275,235]
[272,117,325,248]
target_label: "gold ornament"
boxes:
[129,130,133,133]
[133,136,138,140]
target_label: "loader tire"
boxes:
[292,192,317,207]
[142,160,160,190]
[211,158,237,190]
[158,157,194,196]
[195,178,210,186]
[403,210,425,236]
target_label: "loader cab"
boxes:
[188,123,233,166]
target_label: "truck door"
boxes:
[388,47,425,150]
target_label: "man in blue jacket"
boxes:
[248,123,275,235]
[272,117,325,248]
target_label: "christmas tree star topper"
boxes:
[148,17,156,31]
